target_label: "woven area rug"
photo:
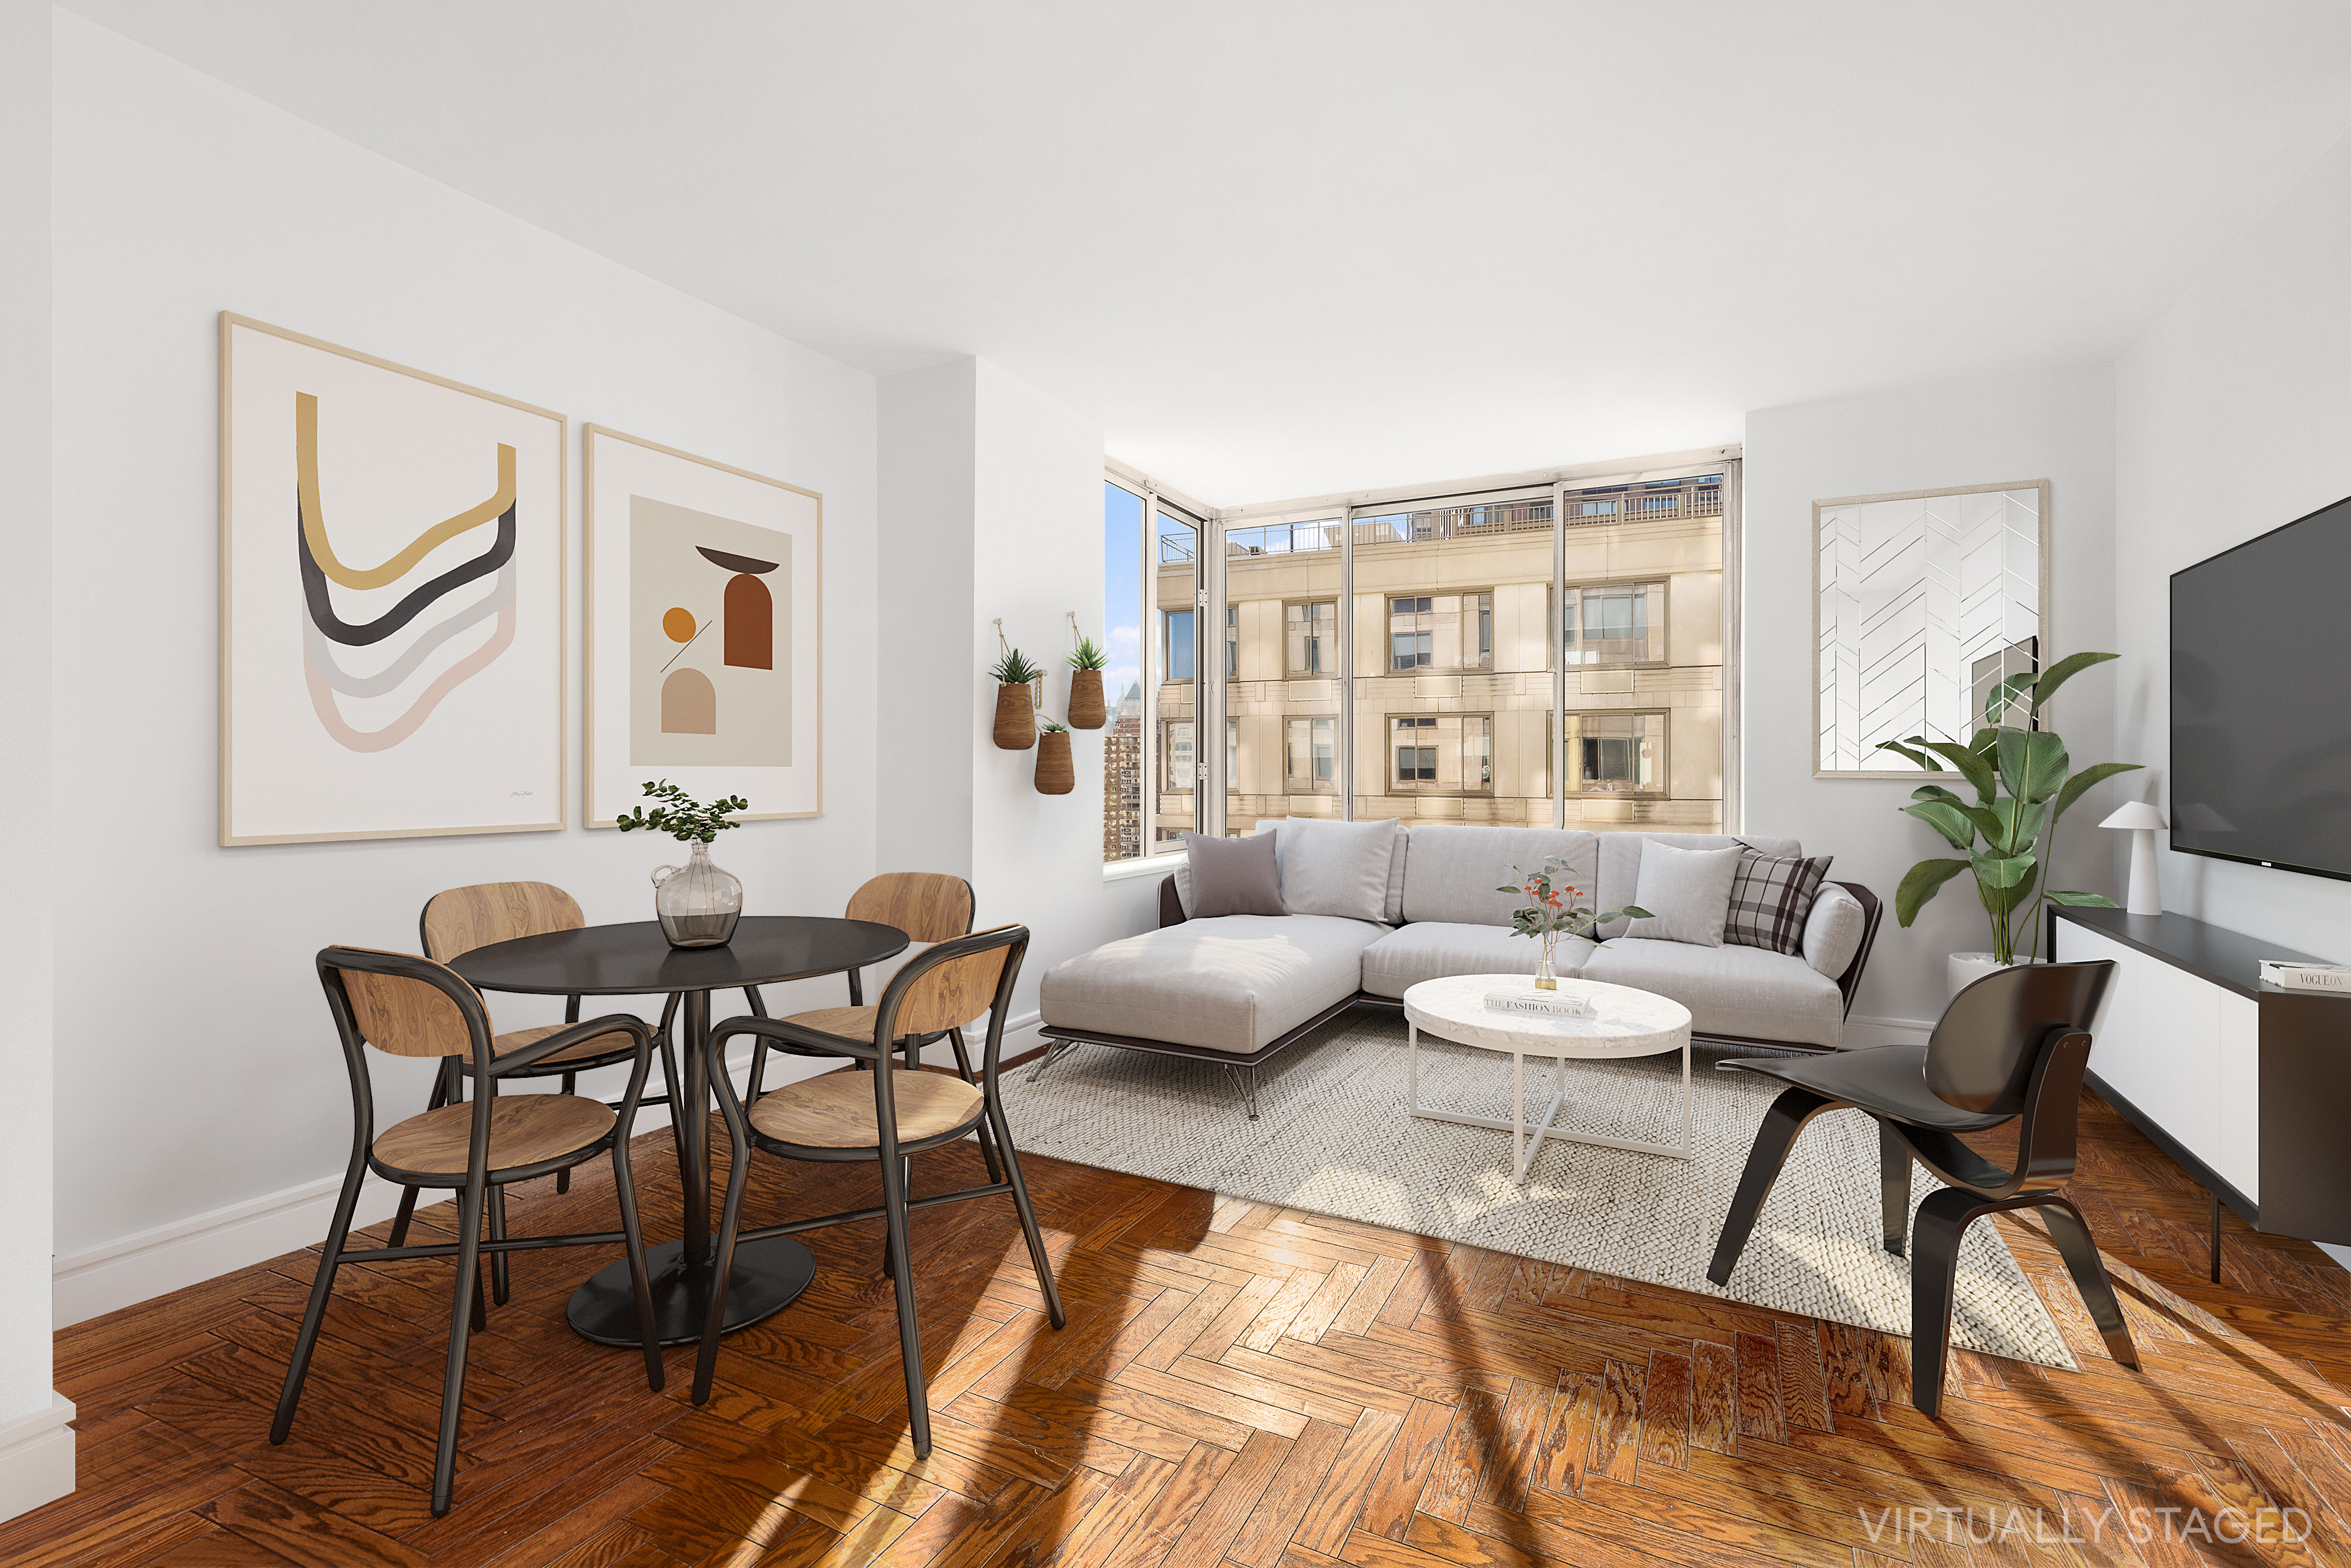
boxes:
[1000,1010,2074,1369]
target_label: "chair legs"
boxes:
[270,1155,366,1446]
[1908,1187,2139,1417]
[1880,1120,1914,1258]
[608,1122,666,1394]
[1706,1087,1834,1286]
[947,1028,1006,1185]
[990,1084,1066,1330]
[692,1083,758,1407]
[555,1071,577,1194]
[876,1147,932,1455]
[488,1185,511,1306]
[432,1175,488,1516]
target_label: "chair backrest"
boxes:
[846,872,974,945]
[1925,960,2115,1115]
[419,881,585,963]
[876,923,1024,1039]
[319,946,495,1061]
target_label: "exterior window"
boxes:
[1389,713,1495,793]
[1164,609,1195,682]
[1388,593,1493,672]
[1225,605,1238,680]
[1287,601,1335,675]
[1163,721,1195,790]
[1286,716,1336,792]
[1565,711,1666,793]
[1564,582,1666,666]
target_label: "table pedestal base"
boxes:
[567,1237,816,1348]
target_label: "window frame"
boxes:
[1562,709,1671,798]
[1563,578,1670,669]
[1285,598,1337,677]
[1386,711,1496,796]
[1385,589,1496,674]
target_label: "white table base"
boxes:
[1408,1018,1693,1182]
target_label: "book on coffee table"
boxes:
[1483,990,1595,1020]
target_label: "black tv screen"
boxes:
[2171,491,2351,881]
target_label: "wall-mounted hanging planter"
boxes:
[1036,724,1074,794]
[990,644,1041,751]
[1067,628,1108,730]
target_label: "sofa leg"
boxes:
[1029,1041,1070,1085]
[1220,1063,1260,1120]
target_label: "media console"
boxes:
[2049,904,2351,1281]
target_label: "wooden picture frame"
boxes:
[584,425,823,827]
[1812,478,2052,780]
[219,313,567,845]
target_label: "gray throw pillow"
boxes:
[1802,883,1867,977]
[1183,832,1286,918]
[1625,839,1744,947]
[1264,816,1398,923]
[1723,847,1833,956]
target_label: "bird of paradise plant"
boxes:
[1877,651,2140,966]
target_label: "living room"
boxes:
[8,4,2351,1563]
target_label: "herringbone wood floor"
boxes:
[14,1082,2351,1567]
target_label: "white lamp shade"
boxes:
[2099,800,2168,831]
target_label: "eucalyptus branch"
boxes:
[614,779,751,843]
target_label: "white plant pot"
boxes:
[1948,951,2016,998]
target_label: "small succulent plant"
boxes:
[990,648,1042,685]
[1067,636,1108,671]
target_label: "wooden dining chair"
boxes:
[689,924,1064,1457]
[277,947,664,1517]
[400,882,689,1303]
[1704,960,2138,1415]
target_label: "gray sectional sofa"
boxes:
[1037,827,1881,1114]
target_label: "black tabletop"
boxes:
[450,915,909,996]
[2052,905,2326,999]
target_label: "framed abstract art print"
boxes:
[584,426,823,826]
[219,314,567,845]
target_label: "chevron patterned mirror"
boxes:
[1813,478,2050,778]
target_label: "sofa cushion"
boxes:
[1361,923,1597,999]
[1258,816,1399,923]
[1039,914,1385,1056]
[1578,936,1846,1048]
[1624,840,1743,946]
[1725,849,1834,956]
[1184,831,1285,918]
[1594,833,1801,938]
[1802,883,1867,979]
[1399,826,1599,927]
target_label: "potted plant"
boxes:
[1498,857,1650,989]
[991,648,1041,751]
[616,779,750,948]
[1067,636,1109,729]
[1036,721,1075,794]
[1877,651,2141,996]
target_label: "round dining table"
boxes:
[450,914,909,1347]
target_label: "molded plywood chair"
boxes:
[276,947,663,1516]
[398,882,689,1305]
[690,924,1064,1456]
[1704,960,2137,1414]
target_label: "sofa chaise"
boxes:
[1036,827,1882,1115]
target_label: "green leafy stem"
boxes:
[614,779,750,843]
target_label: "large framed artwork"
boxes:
[219,314,567,845]
[584,426,823,826]
[1813,478,2049,778]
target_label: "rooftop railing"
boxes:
[1175,479,1723,564]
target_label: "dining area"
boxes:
[275,872,1066,1517]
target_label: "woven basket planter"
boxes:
[1035,730,1074,794]
[1067,668,1106,729]
[992,683,1036,750]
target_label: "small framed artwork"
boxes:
[584,426,823,826]
[219,313,567,845]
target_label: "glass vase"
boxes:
[1535,944,1558,990]
[652,842,741,948]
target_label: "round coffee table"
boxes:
[1402,973,1693,1183]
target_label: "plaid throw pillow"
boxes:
[1723,846,1833,956]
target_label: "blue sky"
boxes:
[1102,481,1144,702]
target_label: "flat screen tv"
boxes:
[2171,490,2351,881]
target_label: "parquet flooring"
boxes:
[14,1084,2351,1566]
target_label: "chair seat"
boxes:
[457,1023,637,1072]
[748,1067,983,1149]
[781,1006,881,1042]
[1722,1044,2008,1131]
[373,1095,617,1178]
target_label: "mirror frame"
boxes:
[1811,477,2052,780]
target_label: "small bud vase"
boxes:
[652,842,741,948]
[1535,950,1559,990]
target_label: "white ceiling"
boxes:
[64,1,2351,504]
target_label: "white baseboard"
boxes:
[0,1393,76,1524]
[52,1042,789,1328]
[2321,1242,2351,1272]
[1841,1014,1935,1050]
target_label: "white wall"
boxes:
[2113,129,2351,963]
[1743,363,2123,1030]
[876,357,1160,1042]
[49,14,880,1322]
[0,0,73,1525]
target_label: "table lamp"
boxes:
[2100,800,2167,916]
